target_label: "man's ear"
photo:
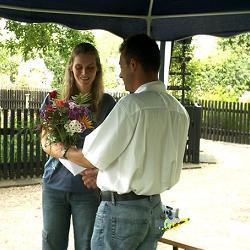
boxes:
[129,58,137,72]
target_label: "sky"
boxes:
[192,35,218,59]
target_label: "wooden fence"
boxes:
[0,109,46,180]
[1,91,249,180]
[0,105,200,180]
[0,88,49,109]
[0,88,128,109]
[199,100,250,144]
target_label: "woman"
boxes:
[41,43,116,250]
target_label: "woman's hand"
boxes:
[42,141,66,159]
[41,130,96,169]
[41,129,66,159]
[80,168,99,189]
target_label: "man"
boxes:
[44,34,190,249]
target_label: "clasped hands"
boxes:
[79,168,98,189]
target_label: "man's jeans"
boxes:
[91,195,165,250]
[42,186,99,250]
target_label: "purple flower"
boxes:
[40,109,45,118]
[78,106,90,116]
[68,108,78,120]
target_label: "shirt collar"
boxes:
[134,80,166,94]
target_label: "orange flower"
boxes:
[55,99,65,107]
[81,115,93,128]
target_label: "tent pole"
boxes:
[159,41,165,83]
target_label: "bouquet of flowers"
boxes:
[40,90,94,147]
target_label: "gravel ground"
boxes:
[0,139,250,250]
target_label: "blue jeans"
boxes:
[42,186,100,250]
[91,195,165,250]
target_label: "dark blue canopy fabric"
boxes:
[0,0,249,40]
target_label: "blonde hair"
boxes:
[62,43,104,115]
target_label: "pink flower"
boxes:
[45,104,54,112]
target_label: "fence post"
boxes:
[185,104,202,163]
[25,94,30,109]
[192,104,202,163]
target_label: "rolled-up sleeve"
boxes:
[82,99,136,170]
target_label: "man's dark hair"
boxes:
[119,34,160,73]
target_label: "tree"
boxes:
[191,33,250,101]
[168,33,250,102]
[2,19,95,89]
[0,46,21,88]
[218,32,250,93]
[218,33,250,55]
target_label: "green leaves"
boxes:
[71,93,92,106]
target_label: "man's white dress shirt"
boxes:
[83,81,190,195]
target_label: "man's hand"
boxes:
[80,168,98,189]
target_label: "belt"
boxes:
[101,191,152,202]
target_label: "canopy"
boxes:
[0,0,250,41]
